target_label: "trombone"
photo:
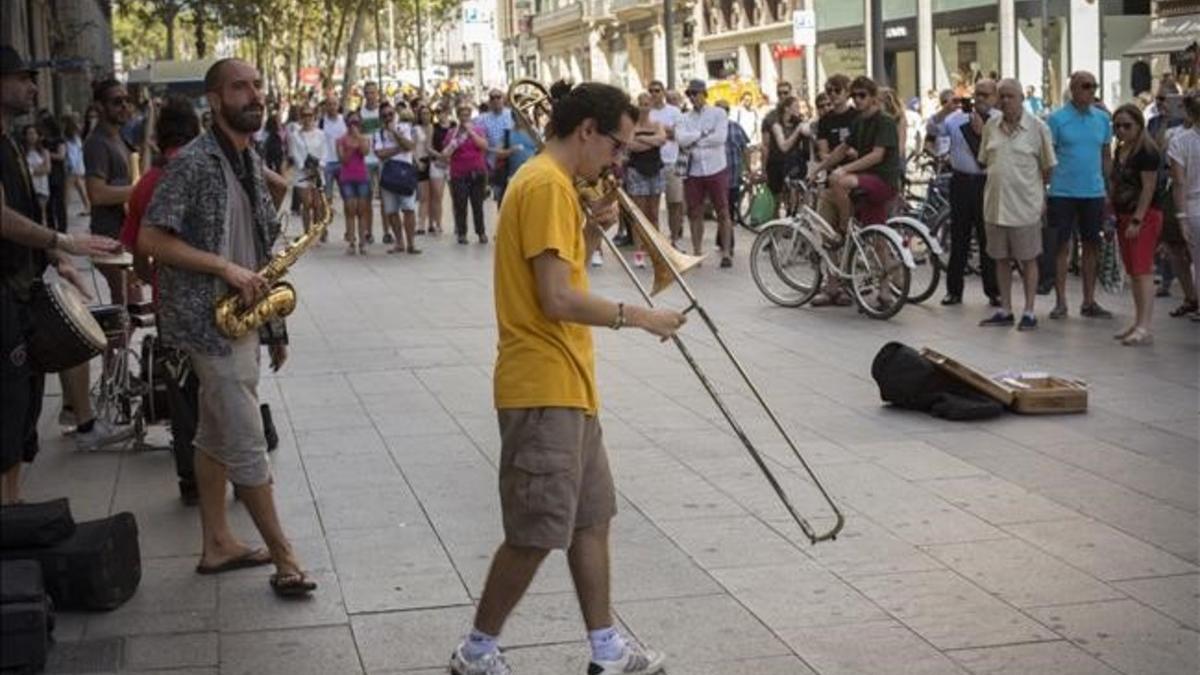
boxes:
[508,80,844,544]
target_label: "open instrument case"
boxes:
[921,348,1088,414]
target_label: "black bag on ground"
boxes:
[0,559,54,673]
[871,342,1004,421]
[0,512,141,611]
[0,499,75,549]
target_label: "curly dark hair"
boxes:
[545,80,637,140]
[156,94,201,154]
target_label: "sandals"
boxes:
[1169,301,1198,318]
[196,548,272,575]
[270,571,317,597]
[1121,328,1154,346]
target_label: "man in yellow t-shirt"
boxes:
[449,83,685,675]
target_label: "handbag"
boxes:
[380,159,418,196]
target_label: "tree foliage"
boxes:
[116,0,464,95]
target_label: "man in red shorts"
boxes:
[809,75,900,232]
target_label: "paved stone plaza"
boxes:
[24,204,1199,674]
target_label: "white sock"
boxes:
[588,626,627,662]
[462,628,499,662]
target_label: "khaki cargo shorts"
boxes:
[985,223,1041,262]
[187,336,270,487]
[497,407,617,550]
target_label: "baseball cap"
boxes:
[686,79,707,94]
[0,45,39,76]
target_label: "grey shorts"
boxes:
[664,170,685,204]
[188,336,269,487]
[497,408,617,550]
[986,224,1042,261]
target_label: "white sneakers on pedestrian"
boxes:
[74,419,136,452]
[588,644,666,675]
[590,251,604,267]
[449,644,511,675]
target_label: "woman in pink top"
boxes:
[447,102,490,244]
[337,112,373,254]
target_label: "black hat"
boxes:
[0,45,38,76]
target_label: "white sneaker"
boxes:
[449,644,511,675]
[590,251,604,267]
[58,407,77,432]
[588,644,666,675]
[74,419,136,452]
[633,252,646,269]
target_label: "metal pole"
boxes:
[664,0,675,88]
[1040,0,1050,110]
[416,0,426,95]
[870,0,886,85]
[375,0,384,83]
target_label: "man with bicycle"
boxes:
[807,76,902,305]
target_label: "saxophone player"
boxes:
[137,58,315,596]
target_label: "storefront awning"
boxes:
[1124,14,1200,57]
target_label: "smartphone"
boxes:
[960,97,974,114]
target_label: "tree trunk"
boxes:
[293,5,305,91]
[322,0,349,91]
[163,8,178,60]
[194,2,207,58]
[340,0,367,109]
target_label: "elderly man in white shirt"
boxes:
[675,79,734,267]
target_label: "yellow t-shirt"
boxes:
[493,153,598,414]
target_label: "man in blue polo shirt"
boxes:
[1045,71,1113,319]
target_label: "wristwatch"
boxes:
[609,302,625,330]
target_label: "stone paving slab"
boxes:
[24,201,1199,673]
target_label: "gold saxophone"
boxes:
[213,167,331,339]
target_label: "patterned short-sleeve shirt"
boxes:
[144,131,281,356]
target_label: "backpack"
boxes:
[871,342,1004,421]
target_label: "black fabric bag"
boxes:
[0,559,53,673]
[0,512,141,611]
[871,342,1004,421]
[0,499,75,549]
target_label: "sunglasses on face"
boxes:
[648,87,662,93]
[1077,82,1097,90]
[686,90,702,97]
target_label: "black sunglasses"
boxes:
[1078,82,1097,90]
[686,90,702,97]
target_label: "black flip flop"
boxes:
[195,548,272,575]
[270,571,318,597]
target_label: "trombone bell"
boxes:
[613,188,705,295]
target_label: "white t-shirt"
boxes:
[26,150,49,197]
[360,106,381,165]
[289,128,327,185]
[1167,126,1200,212]
[374,121,413,164]
[650,104,682,165]
[320,114,347,163]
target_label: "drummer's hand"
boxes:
[60,233,121,258]
[53,257,92,301]
[220,261,268,305]
[268,343,287,372]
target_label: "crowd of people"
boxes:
[3,36,1200,675]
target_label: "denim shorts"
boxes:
[339,180,371,200]
[381,187,417,214]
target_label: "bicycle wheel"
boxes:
[849,230,910,320]
[890,222,942,304]
[750,222,822,307]
[737,181,775,233]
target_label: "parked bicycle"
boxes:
[750,177,915,320]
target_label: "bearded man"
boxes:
[137,58,316,596]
